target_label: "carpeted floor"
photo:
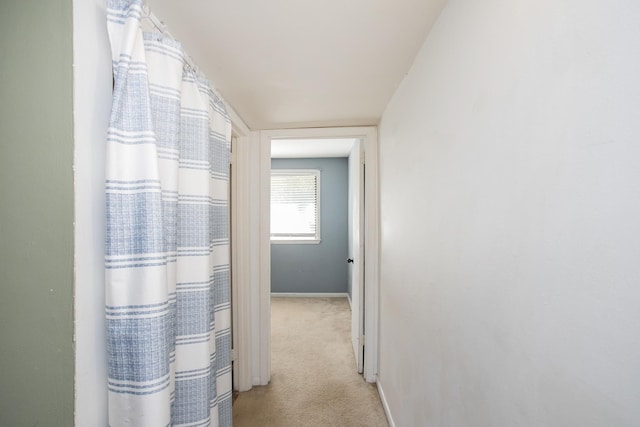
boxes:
[232,297,388,427]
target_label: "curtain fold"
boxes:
[105,1,232,425]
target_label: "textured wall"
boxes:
[378,0,640,425]
[0,0,74,425]
[271,158,348,293]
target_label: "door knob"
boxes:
[347,258,354,263]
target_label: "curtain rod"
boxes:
[139,5,226,105]
[140,6,200,74]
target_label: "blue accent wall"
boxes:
[271,158,348,293]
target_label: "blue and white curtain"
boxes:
[105,1,232,425]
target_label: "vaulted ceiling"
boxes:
[147,0,446,130]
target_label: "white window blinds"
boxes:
[271,169,320,242]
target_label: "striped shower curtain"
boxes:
[105,0,232,425]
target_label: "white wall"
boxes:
[377,0,640,426]
[73,0,112,425]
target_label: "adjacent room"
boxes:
[230,137,386,424]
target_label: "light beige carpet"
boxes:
[233,297,388,427]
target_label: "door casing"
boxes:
[248,126,380,385]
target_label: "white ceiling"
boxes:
[147,0,445,130]
[271,138,357,158]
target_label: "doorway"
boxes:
[269,138,360,368]
[258,127,380,384]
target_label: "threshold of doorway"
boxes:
[271,292,348,298]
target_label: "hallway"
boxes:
[233,297,388,426]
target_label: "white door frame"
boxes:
[256,126,380,383]
[229,110,254,392]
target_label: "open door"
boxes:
[348,139,365,373]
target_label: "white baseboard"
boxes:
[377,380,396,427]
[347,293,352,310]
[271,292,349,298]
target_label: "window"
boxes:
[271,169,320,243]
